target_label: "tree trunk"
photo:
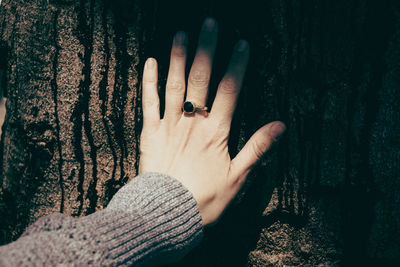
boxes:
[0,0,141,242]
[1,0,399,266]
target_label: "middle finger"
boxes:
[185,18,218,108]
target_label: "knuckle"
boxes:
[219,77,238,95]
[143,77,157,85]
[167,79,185,93]
[172,46,186,58]
[230,54,243,66]
[251,139,266,160]
[142,98,159,109]
[189,70,209,87]
[214,120,230,137]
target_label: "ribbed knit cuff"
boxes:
[0,172,203,267]
[98,172,204,266]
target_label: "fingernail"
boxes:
[270,122,286,141]
[145,58,155,69]
[235,40,249,52]
[174,31,186,45]
[202,17,217,32]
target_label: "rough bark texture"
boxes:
[1,0,399,266]
[0,0,141,242]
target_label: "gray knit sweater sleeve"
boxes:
[0,172,204,266]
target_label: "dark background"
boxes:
[0,0,399,265]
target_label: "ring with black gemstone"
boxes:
[182,101,208,114]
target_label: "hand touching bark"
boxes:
[139,18,285,226]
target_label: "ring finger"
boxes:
[164,31,188,122]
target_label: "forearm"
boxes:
[0,173,203,266]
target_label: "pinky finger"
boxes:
[142,58,161,131]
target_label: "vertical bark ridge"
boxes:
[84,0,99,215]
[342,1,391,263]
[132,50,142,179]
[99,3,119,198]
[52,2,84,217]
[51,8,64,213]
[111,22,129,182]
[71,0,98,216]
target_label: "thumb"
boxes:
[229,121,286,187]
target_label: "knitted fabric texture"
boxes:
[0,172,204,266]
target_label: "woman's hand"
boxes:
[139,18,285,226]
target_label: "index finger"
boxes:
[210,40,249,125]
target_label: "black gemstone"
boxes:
[183,101,195,113]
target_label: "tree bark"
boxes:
[1,0,399,266]
[0,0,141,241]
